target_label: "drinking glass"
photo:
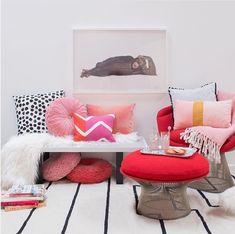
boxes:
[159,131,170,150]
[148,130,159,151]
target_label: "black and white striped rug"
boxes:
[2,177,235,234]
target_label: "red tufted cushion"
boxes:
[67,158,112,184]
[121,150,209,182]
[43,153,81,181]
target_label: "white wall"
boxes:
[2,1,235,164]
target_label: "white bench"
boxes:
[41,137,147,184]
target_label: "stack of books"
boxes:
[1,184,47,212]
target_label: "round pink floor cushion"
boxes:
[67,158,112,184]
[42,152,81,181]
[45,97,87,136]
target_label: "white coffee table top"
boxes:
[43,136,147,153]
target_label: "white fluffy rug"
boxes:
[1,177,235,234]
[1,133,74,190]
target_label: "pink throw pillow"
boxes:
[173,100,232,130]
[45,97,87,136]
[73,113,115,142]
[217,90,235,101]
[42,153,81,181]
[86,104,135,134]
[218,90,235,123]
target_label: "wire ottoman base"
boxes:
[189,153,234,193]
[137,181,191,220]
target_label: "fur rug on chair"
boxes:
[1,133,73,190]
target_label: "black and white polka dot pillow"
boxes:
[13,90,65,134]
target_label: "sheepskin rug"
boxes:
[1,133,74,190]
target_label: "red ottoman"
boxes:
[121,150,209,220]
[67,158,112,184]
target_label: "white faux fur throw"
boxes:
[1,132,141,190]
[1,133,74,190]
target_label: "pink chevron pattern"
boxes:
[73,113,115,142]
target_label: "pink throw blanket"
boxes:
[181,91,235,163]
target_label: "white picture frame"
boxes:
[73,28,167,94]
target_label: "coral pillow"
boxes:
[46,97,87,136]
[173,100,232,130]
[86,104,135,134]
[42,152,81,181]
[73,113,115,142]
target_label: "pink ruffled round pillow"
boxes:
[42,153,81,182]
[45,97,87,136]
[66,158,112,184]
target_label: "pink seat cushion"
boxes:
[45,97,87,136]
[121,150,209,182]
[67,158,112,184]
[42,153,81,181]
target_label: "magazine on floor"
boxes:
[1,184,47,211]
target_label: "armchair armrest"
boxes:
[156,106,174,133]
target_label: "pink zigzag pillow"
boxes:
[73,113,115,142]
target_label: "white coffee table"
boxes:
[41,137,147,184]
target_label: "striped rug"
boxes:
[1,176,235,234]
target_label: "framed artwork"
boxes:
[73,28,167,94]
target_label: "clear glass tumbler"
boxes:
[160,131,170,150]
[148,130,159,151]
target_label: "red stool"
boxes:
[121,150,209,220]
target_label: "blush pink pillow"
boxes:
[73,113,115,142]
[86,104,135,134]
[46,97,87,136]
[218,90,235,123]
[42,152,81,181]
[173,100,232,130]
